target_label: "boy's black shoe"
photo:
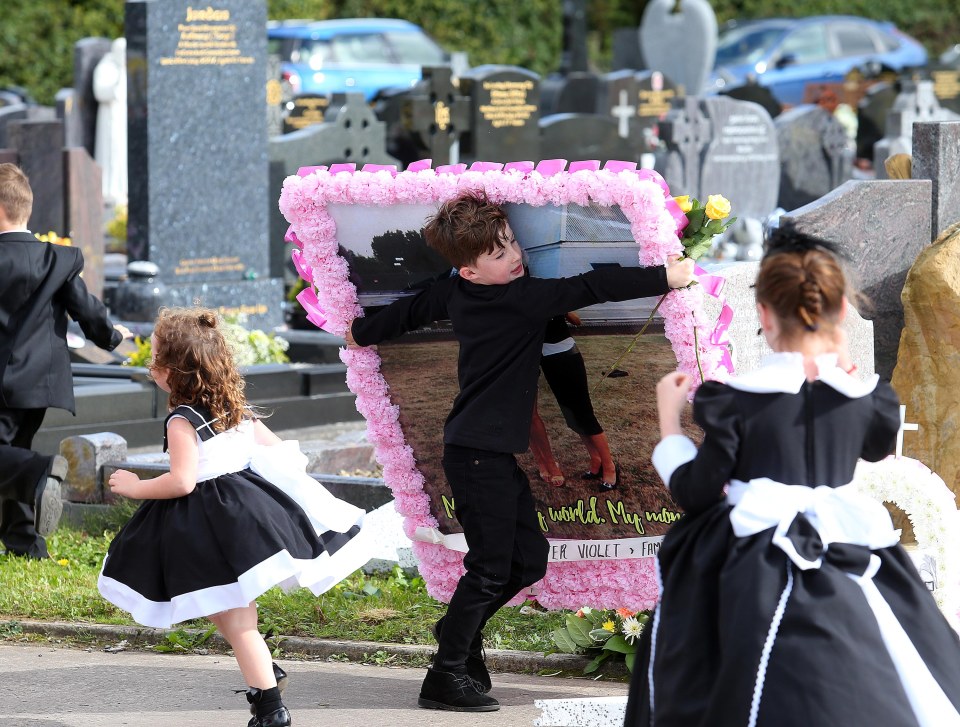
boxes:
[433,617,492,693]
[34,455,67,537]
[418,667,500,712]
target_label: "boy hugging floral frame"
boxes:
[278,159,729,611]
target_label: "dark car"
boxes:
[268,18,450,101]
[708,16,928,105]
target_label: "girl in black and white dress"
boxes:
[98,308,373,727]
[624,230,960,727]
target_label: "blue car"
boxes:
[708,16,928,106]
[267,18,450,101]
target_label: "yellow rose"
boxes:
[704,195,731,220]
[673,195,693,213]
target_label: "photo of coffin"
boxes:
[504,202,661,324]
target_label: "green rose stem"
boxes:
[692,315,705,384]
[592,291,668,394]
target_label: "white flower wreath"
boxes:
[852,455,960,620]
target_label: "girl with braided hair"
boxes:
[98,307,374,726]
[624,228,960,726]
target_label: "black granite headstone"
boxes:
[125,0,281,327]
[460,65,541,164]
[9,120,66,238]
[721,81,782,119]
[402,66,470,167]
[634,70,681,152]
[282,94,329,134]
[612,27,645,72]
[538,114,629,165]
[0,104,28,150]
[56,88,83,149]
[775,105,852,211]
[540,72,602,116]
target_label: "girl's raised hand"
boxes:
[657,372,692,438]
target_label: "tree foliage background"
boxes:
[2,0,957,106]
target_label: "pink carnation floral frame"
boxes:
[279,158,728,611]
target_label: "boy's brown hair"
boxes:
[0,163,33,226]
[423,190,510,268]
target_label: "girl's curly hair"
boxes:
[151,307,247,432]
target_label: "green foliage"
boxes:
[551,607,649,674]
[122,335,152,368]
[105,204,128,245]
[151,624,217,653]
[121,319,290,368]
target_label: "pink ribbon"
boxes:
[295,287,330,332]
[291,248,313,284]
[469,161,504,172]
[407,159,433,172]
[535,159,567,176]
[296,165,327,177]
[503,161,535,173]
[436,163,467,175]
[329,163,357,174]
[603,160,637,172]
[361,163,398,175]
[284,226,302,249]
[664,197,690,236]
[568,160,600,172]
[695,264,735,374]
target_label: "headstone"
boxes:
[538,114,630,165]
[856,81,898,161]
[612,27,645,72]
[926,61,960,115]
[282,94,329,134]
[460,65,540,164]
[913,120,960,240]
[72,37,113,156]
[265,53,284,138]
[775,105,852,211]
[780,177,932,379]
[0,104,28,149]
[658,96,711,196]
[65,148,105,299]
[268,92,400,279]
[874,80,960,178]
[93,37,128,205]
[721,81,782,119]
[125,0,282,327]
[698,96,779,219]
[59,432,127,504]
[634,70,681,152]
[9,120,66,238]
[540,72,602,116]
[598,70,681,156]
[55,88,83,149]
[639,0,717,96]
[399,66,470,167]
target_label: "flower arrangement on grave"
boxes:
[551,606,650,673]
[35,231,71,246]
[105,204,128,253]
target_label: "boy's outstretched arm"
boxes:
[666,256,695,288]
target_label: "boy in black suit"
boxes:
[347,190,694,711]
[0,163,130,558]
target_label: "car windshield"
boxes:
[386,31,447,65]
[715,24,790,67]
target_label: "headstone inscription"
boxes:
[775,105,852,211]
[460,65,540,164]
[268,92,400,279]
[282,94,329,134]
[874,80,960,178]
[639,0,717,97]
[633,70,681,154]
[124,0,281,327]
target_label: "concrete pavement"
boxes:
[0,642,629,726]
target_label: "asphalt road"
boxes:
[0,642,628,726]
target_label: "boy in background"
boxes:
[0,163,130,558]
[347,190,694,712]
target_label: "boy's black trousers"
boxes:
[434,443,549,671]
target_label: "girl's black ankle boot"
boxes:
[248,665,289,716]
[245,686,291,727]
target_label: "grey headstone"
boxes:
[612,27,645,72]
[775,105,853,211]
[780,178,932,379]
[125,0,281,328]
[72,37,113,156]
[875,80,960,177]
[59,432,127,504]
[538,114,631,165]
[701,261,876,378]
[64,147,105,299]
[0,104,28,149]
[55,88,83,148]
[9,119,66,237]
[460,65,540,164]
[540,72,602,116]
[913,120,960,240]
[699,96,779,219]
[268,92,400,278]
[658,95,712,196]
[639,0,717,96]
[721,81,783,119]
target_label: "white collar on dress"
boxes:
[725,351,879,398]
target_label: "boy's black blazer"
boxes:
[0,231,122,413]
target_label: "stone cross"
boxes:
[896,405,919,458]
[611,89,635,139]
[406,66,470,165]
